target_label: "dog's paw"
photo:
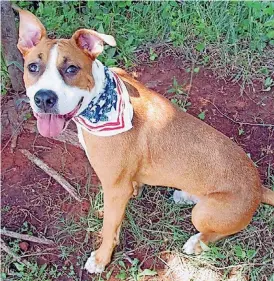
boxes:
[173,190,199,205]
[84,251,105,274]
[183,233,202,255]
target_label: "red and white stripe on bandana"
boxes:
[74,68,133,137]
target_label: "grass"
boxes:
[1,50,10,95]
[2,167,273,280]
[13,1,274,86]
[2,1,274,92]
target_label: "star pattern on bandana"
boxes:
[79,67,118,123]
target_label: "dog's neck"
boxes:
[73,60,133,137]
[91,60,106,97]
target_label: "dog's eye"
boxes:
[65,65,79,74]
[28,63,39,73]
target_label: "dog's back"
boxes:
[111,67,261,198]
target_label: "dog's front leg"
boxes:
[85,182,133,274]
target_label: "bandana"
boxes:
[74,67,133,137]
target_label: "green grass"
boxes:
[1,50,10,95]
[15,1,274,86]
[3,1,273,91]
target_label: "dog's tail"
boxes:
[262,186,274,206]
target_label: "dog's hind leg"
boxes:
[183,192,260,255]
[85,182,133,274]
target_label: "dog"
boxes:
[16,8,274,274]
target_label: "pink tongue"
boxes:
[36,114,65,138]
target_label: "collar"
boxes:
[73,67,133,137]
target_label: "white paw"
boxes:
[84,251,105,274]
[173,190,199,205]
[183,233,201,254]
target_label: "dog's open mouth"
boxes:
[34,98,83,138]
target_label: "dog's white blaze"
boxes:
[26,44,106,116]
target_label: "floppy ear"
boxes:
[72,29,116,59]
[16,8,47,56]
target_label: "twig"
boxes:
[10,133,19,153]
[21,252,58,258]
[187,61,195,97]
[1,229,54,245]
[32,145,52,150]
[1,120,24,153]
[203,98,274,127]
[20,149,82,202]
[123,253,134,264]
[0,238,32,268]
[54,129,83,150]
[79,267,83,281]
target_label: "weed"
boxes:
[1,205,11,214]
[263,77,274,91]
[149,48,158,61]
[59,245,75,260]
[168,78,191,112]
[193,67,200,73]
[238,128,245,136]
[115,258,157,281]
[1,236,50,281]
[198,110,206,120]
[48,264,62,279]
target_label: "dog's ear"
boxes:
[72,29,116,59]
[16,8,47,56]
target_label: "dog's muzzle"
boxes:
[33,96,83,138]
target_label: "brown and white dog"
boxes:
[16,8,274,274]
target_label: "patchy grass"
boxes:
[16,1,274,86]
[2,168,273,280]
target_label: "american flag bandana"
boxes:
[74,67,133,137]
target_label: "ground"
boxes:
[1,55,274,281]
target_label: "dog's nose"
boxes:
[34,89,58,111]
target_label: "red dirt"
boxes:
[1,55,273,280]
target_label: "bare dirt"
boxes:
[1,55,273,280]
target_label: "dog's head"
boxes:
[17,9,116,137]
